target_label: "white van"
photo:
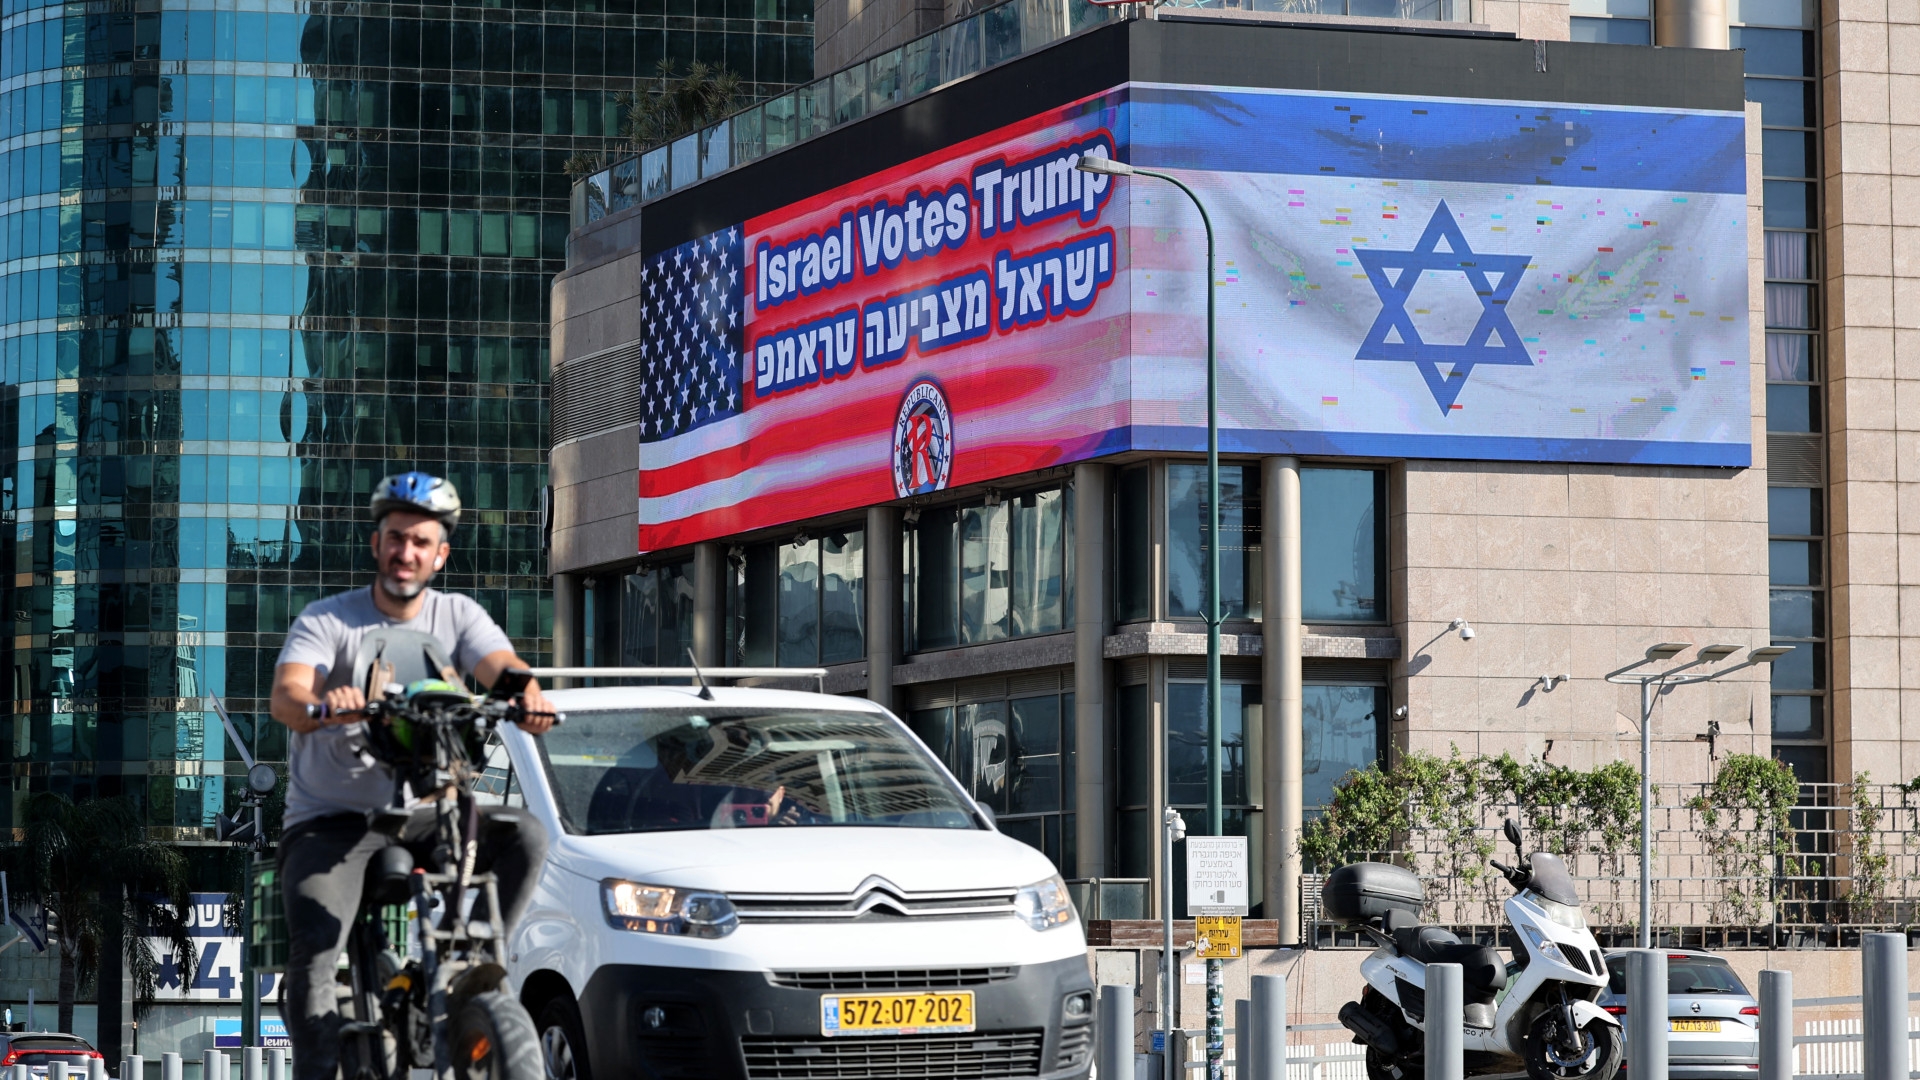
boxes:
[492,682,1096,1080]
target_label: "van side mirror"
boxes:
[1503,817,1523,852]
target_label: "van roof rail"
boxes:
[524,667,830,693]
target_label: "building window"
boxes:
[1165,678,1263,915]
[1302,682,1389,809]
[728,529,865,666]
[902,486,1073,652]
[1768,487,1825,778]
[1739,8,1826,783]
[1167,464,1262,620]
[1302,467,1387,623]
[621,559,693,665]
[908,683,1075,873]
[1569,0,1652,44]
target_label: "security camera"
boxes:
[1393,706,1409,720]
[1451,618,1475,641]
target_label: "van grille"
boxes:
[768,968,1016,991]
[740,1030,1045,1079]
[731,877,1016,922]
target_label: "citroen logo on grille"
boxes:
[847,876,912,916]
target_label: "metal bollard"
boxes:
[49,1060,67,1080]
[1628,950,1669,1080]
[123,1055,145,1080]
[1234,999,1252,1078]
[201,1050,219,1080]
[160,1053,181,1080]
[13,1062,29,1080]
[1249,974,1286,1080]
[1759,969,1792,1080]
[1099,984,1135,1080]
[1863,932,1908,1080]
[89,1057,106,1080]
[1425,964,1463,1080]
[241,1047,260,1080]
[266,1050,285,1080]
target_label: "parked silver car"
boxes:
[1601,950,1760,1079]
[0,1033,103,1078]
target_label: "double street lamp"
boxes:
[1076,151,1226,1080]
[1605,642,1794,948]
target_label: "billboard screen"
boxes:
[637,83,1747,551]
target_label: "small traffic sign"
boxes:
[1185,835,1249,916]
[1195,916,1242,959]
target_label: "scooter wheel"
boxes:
[1367,1047,1424,1080]
[1521,1013,1623,1080]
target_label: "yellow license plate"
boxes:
[1671,1020,1722,1033]
[821,991,975,1037]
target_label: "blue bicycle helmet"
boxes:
[370,471,462,531]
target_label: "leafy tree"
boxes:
[563,59,746,181]
[7,794,196,1032]
[623,59,744,150]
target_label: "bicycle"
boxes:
[306,656,559,1080]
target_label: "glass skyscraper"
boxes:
[0,0,812,842]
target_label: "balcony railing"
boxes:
[568,0,1477,239]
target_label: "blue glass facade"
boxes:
[0,0,811,834]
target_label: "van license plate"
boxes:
[1671,1020,1721,1033]
[821,991,975,1037]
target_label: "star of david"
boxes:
[1354,199,1532,415]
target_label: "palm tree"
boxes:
[7,793,196,1032]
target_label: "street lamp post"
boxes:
[1604,643,1794,948]
[1077,152,1225,1080]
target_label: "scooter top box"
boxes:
[1321,862,1423,925]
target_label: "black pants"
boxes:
[278,806,549,1080]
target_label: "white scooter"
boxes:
[1330,819,1623,1080]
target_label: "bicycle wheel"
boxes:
[452,989,544,1080]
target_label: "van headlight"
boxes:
[602,879,739,939]
[1013,875,1075,931]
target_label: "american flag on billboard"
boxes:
[637,95,1136,554]
[638,228,743,444]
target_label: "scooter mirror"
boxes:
[1503,817,1523,851]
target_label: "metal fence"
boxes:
[1305,782,1920,947]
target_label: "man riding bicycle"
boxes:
[269,472,554,1080]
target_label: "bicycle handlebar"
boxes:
[304,700,561,725]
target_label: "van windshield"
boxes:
[537,708,980,835]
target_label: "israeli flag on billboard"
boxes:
[1125,84,1751,465]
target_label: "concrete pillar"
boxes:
[550,573,582,684]
[1073,463,1110,879]
[1426,964,1463,1080]
[866,506,896,709]
[1628,950,1669,1080]
[1098,984,1134,1080]
[692,542,724,667]
[1759,969,1791,1080]
[1655,0,1727,48]
[1261,457,1303,942]
[1863,933,1907,1080]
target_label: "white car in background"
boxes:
[489,683,1096,1080]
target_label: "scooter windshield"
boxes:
[1525,852,1580,906]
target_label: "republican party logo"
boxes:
[892,379,953,498]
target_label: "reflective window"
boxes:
[904,486,1072,651]
[1168,464,1260,620]
[730,529,864,667]
[908,683,1074,872]
[1302,467,1386,622]
[1302,683,1387,810]
[621,560,693,668]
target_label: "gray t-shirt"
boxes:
[276,586,515,829]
